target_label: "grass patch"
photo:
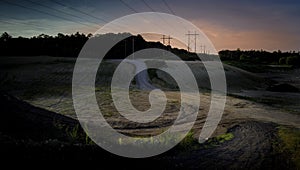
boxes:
[277,126,300,168]
[216,133,234,142]
[177,131,200,151]
[114,131,201,152]
[205,132,234,147]
[54,121,94,145]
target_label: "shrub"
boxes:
[286,56,300,66]
[279,57,286,65]
[240,54,250,61]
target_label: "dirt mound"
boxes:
[0,93,79,141]
[153,61,270,93]
[223,63,271,92]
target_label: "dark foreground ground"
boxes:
[0,93,295,169]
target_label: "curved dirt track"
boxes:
[163,121,290,169]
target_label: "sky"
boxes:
[0,0,299,51]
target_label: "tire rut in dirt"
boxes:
[167,121,288,169]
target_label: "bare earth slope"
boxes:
[0,57,299,168]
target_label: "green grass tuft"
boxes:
[205,132,234,147]
[278,126,300,168]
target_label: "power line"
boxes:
[141,0,172,26]
[161,34,172,46]
[119,0,139,13]
[161,0,189,43]
[140,0,180,46]
[141,0,190,50]
[186,31,191,52]
[161,34,166,44]
[185,31,199,53]
[48,0,109,23]
[193,31,199,53]
[161,0,175,15]
[0,19,43,29]
[200,45,206,54]
[23,0,101,27]
[141,0,155,12]
[132,37,134,59]
[0,19,47,30]
[0,13,54,28]
[49,0,137,33]
[0,0,96,29]
[186,31,199,53]
[0,19,16,25]
[119,0,168,35]
[2,0,134,34]
[119,0,188,41]
[167,35,172,46]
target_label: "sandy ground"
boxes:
[26,91,300,138]
[1,56,299,135]
[1,56,300,167]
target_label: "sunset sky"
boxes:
[0,0,299,51]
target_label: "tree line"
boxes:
[219,49,300,67]
[0,32,90,57]
[0,32,199,60]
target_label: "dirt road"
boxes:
[163,121,290,169]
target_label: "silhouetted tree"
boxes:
[0,32,12,41]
